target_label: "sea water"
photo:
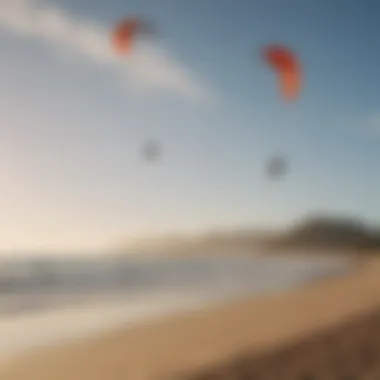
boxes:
[0,253,353,361]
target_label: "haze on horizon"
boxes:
[0,0,379,254]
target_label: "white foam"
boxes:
[0,255,354,363]
[0,293,210,362]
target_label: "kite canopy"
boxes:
[112,17,154,55]
[263,45,302,102]
[141,140,160,162]
[266,156,287,179]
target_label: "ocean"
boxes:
[0,254,354,361]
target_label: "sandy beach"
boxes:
[1,255,379,380]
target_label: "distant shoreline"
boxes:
[2,251,362,380]
[1,256,377,380]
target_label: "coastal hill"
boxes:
[272,214,380,251]
[118,213,380,254]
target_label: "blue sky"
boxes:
[0,0,379,252]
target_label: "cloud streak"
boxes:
[0,0,215,103]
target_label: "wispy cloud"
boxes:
[0,0,216,104]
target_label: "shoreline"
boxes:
[0,254,374,380]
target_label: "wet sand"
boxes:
[1,256,379,380]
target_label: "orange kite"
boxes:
[112,17,144,55]
[263,45,302,102]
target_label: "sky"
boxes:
[0,0,379,252]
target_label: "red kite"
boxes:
[112,17,154,55]
[263,45,302,102]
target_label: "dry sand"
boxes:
[1,256,380,380]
